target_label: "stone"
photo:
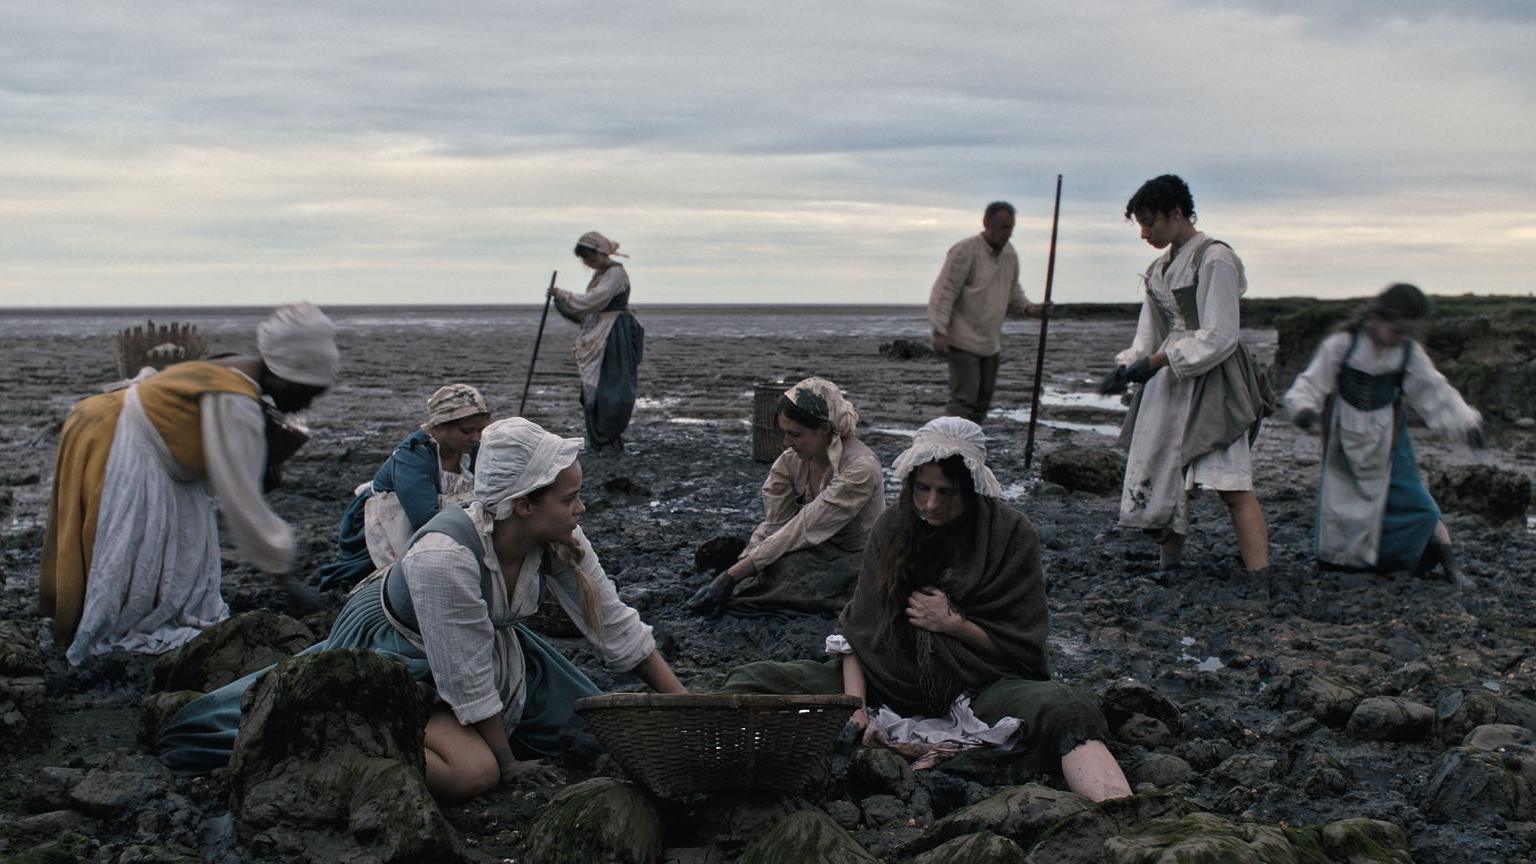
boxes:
[228,649,461,863]
[26,767,85,811]
[859,794,908,827]
[694,536,747,574]
[1018,789,1199,864]
[1436,688,1536,744]
[850,747,915,801]
[878,339,937,361]
[1347,697,1435,742]
[1212,753,1276,788]
[735,809,878,864]
[1429,464,1531,523]
[1131,753,1193,787]
[67,767,171,818]
[1422,744,1536,822]
[1295,674,1363,727]
[1116,713,1173,748]
[1317,817,1414,863]
[906,783,1092,855]
[1301,751,1354,797]
[824,799,862,830]
[1099,678,1182,733]
[152,609,314,693]
[1040,446,1127,495]
[0,621,45,675]
[1464,723,1535,751]
[0,675,48,753]
[136,690,203,748]
[523,778,664,864]
[911,831,1025,864]
[1104,812,1294,863]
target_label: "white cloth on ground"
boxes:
[1116,234,1253,534]
[67,384,230,664]
[554,266,630,396]
[868,694,1026,752]
[397,508,654,732]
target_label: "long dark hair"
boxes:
[869,454,978,647]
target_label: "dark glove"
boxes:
[1293,408,1318,432]
[1466,426,1487,449]
[1098,366,1131,396]
[1124,356,1156,384]
[278,577,325,615]
[685,571,735,617]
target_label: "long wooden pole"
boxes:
[518,270,558,416]
[1023,175,1063,470]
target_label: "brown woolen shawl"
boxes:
[838,496,1050,717]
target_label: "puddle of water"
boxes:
[1180,636,1196,647]
[1039,386,1127,413]
[1195,656,1225,673]
[635,396,682,409]
[666,418,715,425]
[1484,680,1503,692]
[1527,515,1535,534]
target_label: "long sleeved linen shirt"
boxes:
[743,437,885,571]
[927,234,1033,357]
[201,390,295,574]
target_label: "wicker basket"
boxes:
[116,320,207,378]
[576,693,861,798]
[751,381,787,463]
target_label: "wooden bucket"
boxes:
[116,320,207,378]
[752,381,787,463]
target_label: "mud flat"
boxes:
[0,305,1533,862]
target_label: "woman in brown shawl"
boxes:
[720,417,1130,801]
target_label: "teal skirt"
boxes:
[155,579,600,775]
[1376,422,1442,572]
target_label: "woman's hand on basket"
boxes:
[500,757,564,788]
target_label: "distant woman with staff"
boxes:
[1283,283,1483,585]
[549,232,644,452]
[687,377,885,617]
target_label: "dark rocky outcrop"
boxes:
[521,778,664,864]
[878,339,937,361]
[735,809,877,864]
[1040,446,1126,495]
[151,610,314,693]
[1428,464,1531,523]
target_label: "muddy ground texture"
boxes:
[2,310,1535,863]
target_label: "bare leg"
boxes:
[422,706,500,802]
[1219,490,1269,571]
[1061,740,1132,802]
[1433,521,1452,546]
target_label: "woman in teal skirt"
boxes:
[157,418,687,801]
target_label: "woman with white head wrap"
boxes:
[158,417,686,802]
[42,302,338,665]
[688,377,885,617]
[315,384,492,591]
[547,231,645,451]
[719,416,1132,801]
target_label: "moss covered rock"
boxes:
[906,783,1093,856]
[152,609,314,693]
[911,830,1026,864]
[1422,743,1536,822]
[522,778,663,864]
[1428,464,1531,523]
[1104,812,1293,863]
[1041,447,1127,495]
[736,809,877,864]
[136,690,201,748]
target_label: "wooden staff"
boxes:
[518,270,558,416]
[1023,175,1063,470]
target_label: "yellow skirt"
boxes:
[41,390,123,646]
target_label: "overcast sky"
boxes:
[2,1,1533,307]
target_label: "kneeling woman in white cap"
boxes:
[157,418,687,800]
[720,417,1131,801]
[42,302,339,666]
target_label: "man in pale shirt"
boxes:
[927,201,1048,423]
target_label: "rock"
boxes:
[1518,417,1536,429]
[824,799,862,830]
[1436,688,1536,744]
[1317,817,1414,863]
[603,475,653,497]
[67,767,171,818]
[859,793,908,827]
[1116,713,1173,748]
[906,783,1092,855]
[878,339,936,361]
[694,535,747,574]
[1346,697,1435,742]
[1429,464,1531,523]
[1131,753,1193,787]
[136,690,202,748]
[228,649,460,863]
[911,831,1025,864]
[1099,678,1182,733]
[1040,446,1127,495]
[1295,674,1363,727]
[523,778,663,864]
[1464,723,1535,751]
[1212,752,1276,788]
[850,747,915,801]
[152,609,314,693]
[690,793,811,857]
[1104,812,1294,863]
[1301,751,1354,797]
[26,767,85,811]
[1422,743,1536,821]
[736,809,878,864]
[0,621,45,675]
[0,674,48,753]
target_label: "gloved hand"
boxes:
[1124,356,1156,384]
[685,570,736,617]
[1466,426,1487,449]
[1293,408,1318,432]
[1098,366,1131,395]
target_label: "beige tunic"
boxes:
[743,437,885,572]
[553,265,630,398]
[927,234,1034,357]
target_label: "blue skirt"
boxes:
[154,579,600,775]
[313,491,374,591]
[1376,422,1442,572]
[584,313,644,449]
